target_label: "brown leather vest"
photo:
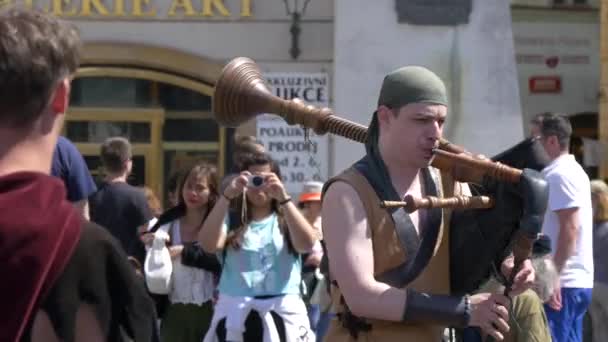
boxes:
[323,167,460,342]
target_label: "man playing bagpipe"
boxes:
[321,65,548,341]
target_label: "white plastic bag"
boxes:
[310,269,332,312]
[144,229,172,294]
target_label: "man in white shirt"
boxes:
[539,113,594,342]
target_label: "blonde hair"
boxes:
[142,186,162,218]
[591,179,608,222]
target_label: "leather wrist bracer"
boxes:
[402,290,471,327]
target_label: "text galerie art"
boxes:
[0,0,253,19]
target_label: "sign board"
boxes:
[395,0,472,26]
[0,0,253,19]
[512,20,599,120]
[256,73,330,196]
[529,76,562,93]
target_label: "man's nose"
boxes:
[428,121,442,140]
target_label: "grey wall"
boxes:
[332,0,524,174]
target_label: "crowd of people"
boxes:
[60,133,335,342]
[3,6,608,342]
[54,128,336,341]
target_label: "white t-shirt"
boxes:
[541,154,594,288]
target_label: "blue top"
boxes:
[218,213,302,297]
[51,136,97,202]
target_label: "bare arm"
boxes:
[198,196,230,253]
[263,172,319,253]
[324,181,510,338]
[304,241,323,267]
[323,181,407,320]
[553,207,580,273]
[199,172,251,253]
[73,199,89,220]
[281,200,319,253]
[305,253,323,267]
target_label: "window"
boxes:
[163,118,219,142]
[70,78,153,107]
[553,0,591,5]
[66,121,151,143]
[158,84,211,111]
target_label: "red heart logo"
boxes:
[546,56,559,68]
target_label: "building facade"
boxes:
[2,0,604,201]
[2,0,333,200]
[512,1,604,179]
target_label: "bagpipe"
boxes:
[210,57,549,296]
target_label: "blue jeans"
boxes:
[316,311,334,342]
[545,287,592,342]
[461,327,482,342]
[307,304,321,333]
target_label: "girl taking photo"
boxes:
[200,153,319,342]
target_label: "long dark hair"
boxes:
[225,153,294,253]
[149,161,219,233]
[234,153,282,225]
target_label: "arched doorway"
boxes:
[569,112,599,179]
[65,43,225,207]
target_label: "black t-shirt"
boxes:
[24,221,157,342]
[89,182,153,263]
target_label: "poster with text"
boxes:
[256,72,330,196]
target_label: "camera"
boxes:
[247,175,265,188]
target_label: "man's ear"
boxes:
[376,105,393,126]
[547,135,559,147]
[50,78,71,115]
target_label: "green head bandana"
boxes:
[377,66,448,109]
[367,66,448,151]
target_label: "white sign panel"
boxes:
[512,20,599,125]
[256,73,330,196]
